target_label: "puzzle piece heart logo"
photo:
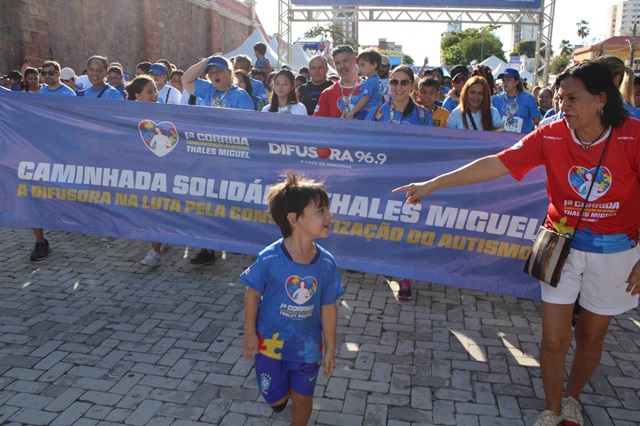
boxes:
[138,120,179,157]
[568,165,611,201]
[285,275,317,305]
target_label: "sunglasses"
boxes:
[41,71,56,76]
[390,79,411,87]
[453,75,469,83]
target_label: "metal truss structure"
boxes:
[277,0,555,85]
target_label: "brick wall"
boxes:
[0,0,257,75]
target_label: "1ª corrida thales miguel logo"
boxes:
[138,120,180,157]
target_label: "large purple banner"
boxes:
[291,0,542,10]
[0,92,547,299]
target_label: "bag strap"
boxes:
[574,130,613,233]
[466,110,478,130]
[96,85,109,98]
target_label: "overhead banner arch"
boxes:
[278,0,555,85]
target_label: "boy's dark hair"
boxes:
[419,77,440,91]
[254,42,267,55]
[136,61,152,73]
[356,48,382,71]
[295,75,307,85]
[299,67,309,74]
[268,171,330,238]
[170,69,184,78]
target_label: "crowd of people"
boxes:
[3,42,640,426]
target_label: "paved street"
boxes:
[0,228,639,425]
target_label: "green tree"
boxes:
[576,20,590,44]
[304,24,358,49]
[559,39,573,56]
[440,25,507,66]
[512,39,553,58]
[550,55,571,75]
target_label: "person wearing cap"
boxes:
[378,55,391,103]
[232,54,268,103]
[40,61,75,97]
[297,55,334,115]
[7,70,23,91]
[148,63,181,104]
[81,55,125,100]
[60,67,78,93]
[492,67,540,134]
[182,55,253,111]
[181,55,253,265]
[442,65,469,112]
[0,76,10,90]
[314,45,362,118]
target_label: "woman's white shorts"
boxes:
[540,245,640,315]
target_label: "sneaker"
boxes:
[190,249,216,265]
[562,396,584,426]
[159,243,168,254]
[398,278,412,301]
[533,409,563,426]
[30,239,51,261]
[140,250,161,267]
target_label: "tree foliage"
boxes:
[559,40,573,56]
[550,55,572,75]
[512,39,552,59]
[440,25,506,66]
[576,20,590,42]
[304,24,358,49]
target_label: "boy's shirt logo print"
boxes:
[138,120,179,157]
[285,275,317,305]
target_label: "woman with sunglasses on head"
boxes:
[365,65,432,126]
[446,76,503,131]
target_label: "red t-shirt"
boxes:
[498,118,640,250]
[313,81,362,118]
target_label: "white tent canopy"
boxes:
[224,28,277,67]
[480,55,508,72]
[492,62,508,78]
[519,69,534,82]
[268,36,279,58]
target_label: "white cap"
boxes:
[60,67,77,80]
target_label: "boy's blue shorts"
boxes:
[255,353,321,404]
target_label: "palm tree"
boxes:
[576,20,590,44]
[560,39,573,56]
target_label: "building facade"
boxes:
[607,0,640,37]
[0,0,263,75]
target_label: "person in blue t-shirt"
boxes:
[594,55,640,120]
[366,65,433,126]
[28,60,76,263]
[343,48,384,120]
[242,171,343,425]
[182,55,254,111]
[81,56,125,100]
[492,68,541,134]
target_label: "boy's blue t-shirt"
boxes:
[351,74,384,113]
[366,102,433,126]
[624,101,640,119]
[81,84,125,100]
[491,91,540,134]
[194,79,254,110]
[442,96,459,112]
[241,239,344,363]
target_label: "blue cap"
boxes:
[148,63,167,76]
[497,68,521,80]
[204,56,230,73]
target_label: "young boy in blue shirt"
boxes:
[241,171,344,425]
[343,48,384,120]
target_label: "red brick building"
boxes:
[0,0,265,74]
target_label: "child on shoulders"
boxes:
[343,48,385,120]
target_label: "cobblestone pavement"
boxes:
[0,228,639,426]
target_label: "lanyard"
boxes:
[503,93,519,124]
[388,101,401,124]
[212,88,230,107]
[340,82,360,112]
